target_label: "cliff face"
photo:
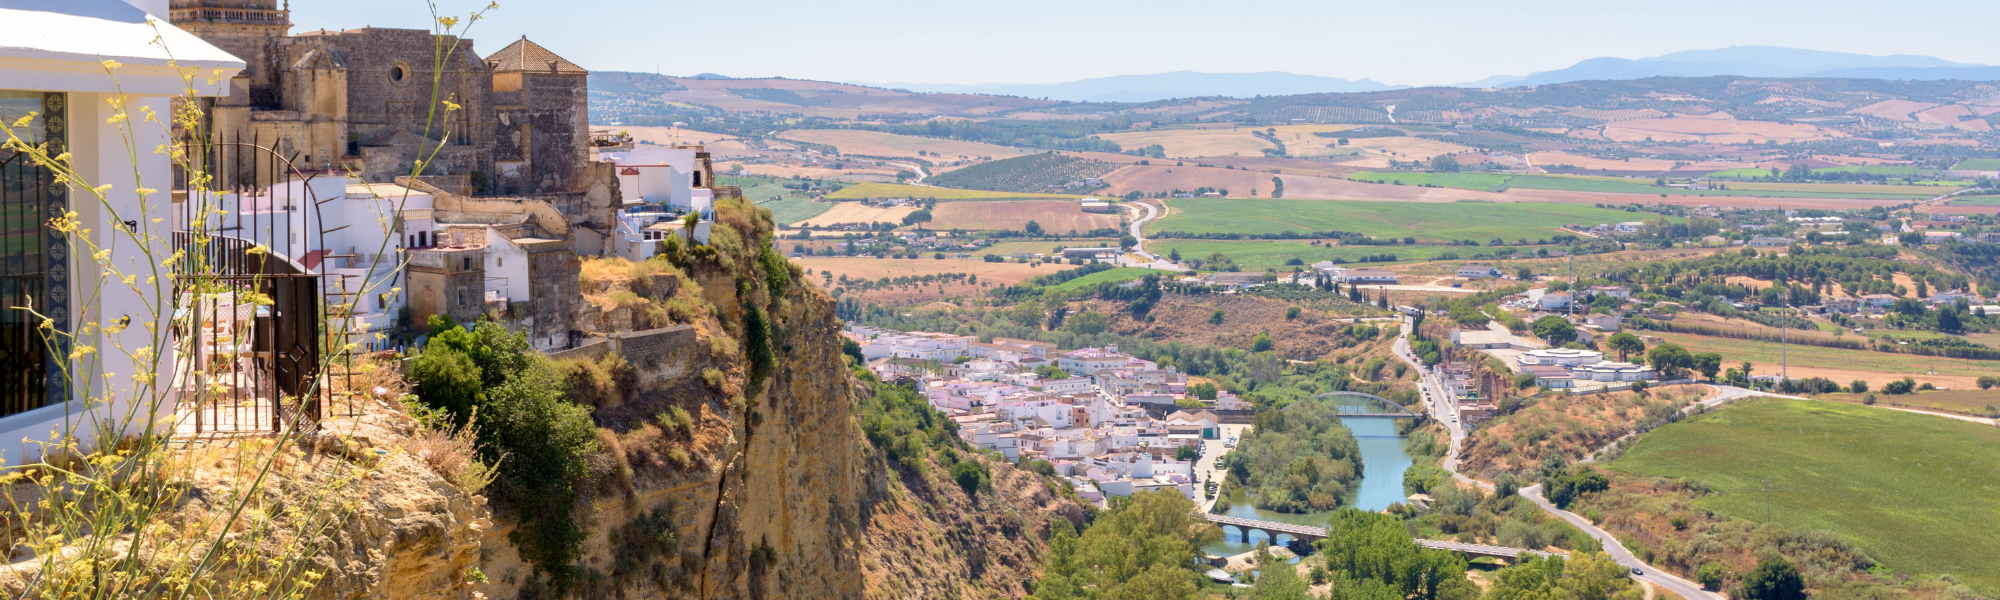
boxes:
[299,197,1074,599]
[858,453,1089,600]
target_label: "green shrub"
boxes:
[951,459,991,496]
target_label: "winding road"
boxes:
[1121,201,1186,270]
[1392,313,1752,600]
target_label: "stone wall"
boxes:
[610,325,699,386]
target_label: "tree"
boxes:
[1884,376,1916,394]
[1118,233,1138,250]
[1851,379,1870,393]
[1063,310,1110,335]
[1285,306,1302,320]
[951,460,991,496]
[1740,557,1806,600]
[1693,352,1724,381]
[1025,220,1043,236]
[1646,343,1694,378]
[1696,563,1730,591]
[1978,376,1998,390]
[1168,247,1181,262]
[1938,307,1963,333]
[1189,382,1219,400]
[1251,333,1275,352]
[1432,155,1460,172]
[1036,365,1072,380]
[1175,444,1200,462]
[1517,266,1533,280]
[1270,176,1286,199]
[901,208,933,227]
[1250,548,1310,600]
[1561,551,1644,600]
[1532,316,1577,345]
[1027,490,1218,599]
[1210,310,1225,325]
[1607,332,1646,362]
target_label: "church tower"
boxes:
[169,0,293,109]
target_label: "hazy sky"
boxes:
[291,0,2000,86]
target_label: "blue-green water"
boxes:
[1202,407,1416,556]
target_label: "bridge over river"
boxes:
[1202,514,1555,560]
[1318,391,1425,419]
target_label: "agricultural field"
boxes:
[980,240,1119,256]
[1046,268,1177,292]
[1611,399,2000,592]
[794,203,917,227]
[1814,390,2000,418]
[1341,172,1937,200]
[1148,198,1653,242]
[1093,127,1278,158]
[1952,158,2000,170]
[1599,113,1836,144]
[1723,181,1950,196]
[1150,240,1505,270]
[777,129,1031,160]
[826,183,1083,201]
[1947,195,2000,207]
[754,196,833,225]
[925,153,1123,193]
[928,200,1118,233]
[1644,329,1994,389]
[1300,135,1474,162]
[1706,165,1932,178]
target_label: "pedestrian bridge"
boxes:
[1202,514,1554,560]
[1317,391,1425,419]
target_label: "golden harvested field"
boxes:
[1917,104,1992,132]
[980,240,1117,255]
[1726,181,1958,195]
[1297,136,1475,161]
[1094,128,1275,158]
[1178,155,1363,178]
[736,164,899,180]
[1528,151,1683,171]
[1565,107,1669,122]
[798,256,1054,286]
[795,203,917,227]
[1849,99,1939,121]
[929,200,1120,232]
[1602,113,1837,144]
[1100,165,1283,197]
[1812,154,1911,166]
[1645,329,1994,390]
[778,129,1032,160]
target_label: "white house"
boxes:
[0,0,243,460]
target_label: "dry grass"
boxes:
[1602,114,1837,144]
[794,203,917,227]
[928,200,1120,233]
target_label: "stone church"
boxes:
[169,0,593,197]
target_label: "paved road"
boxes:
[1197,423,1250,512]
[1521,483,1716,600]
[1121,201,1189,271]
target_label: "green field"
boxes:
[1952,159,2000,171]
[1151,239,1526,270]
[1150,198,1645,242]
[1648,329,1997,381]
[1948,195,2000,207]
[1047,268,1176,292]
[1346,172,1931,199]
[1612,399,2000,592]
[826,183,1084,201]
[1347,172,1512,192]
[756,196,832,224]
[1708,165,1932,179]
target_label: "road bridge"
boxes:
[1316,391,1425,419]
[1201,514,1554,560]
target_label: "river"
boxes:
[1201,400,1417,556]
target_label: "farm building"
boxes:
[1570,361,1657,382]
[1456,264,1501,279]
[1335,269,1398,285]
[1061,247,1121,261]
[1079,198,1115,213]
[1747,236,1792,247]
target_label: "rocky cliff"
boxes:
[291,196,1077,600]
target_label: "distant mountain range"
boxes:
[822,46,2000,103]
[864,71,1399,102]
[1472,46,1998,87]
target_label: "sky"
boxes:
[291,0,2000,87]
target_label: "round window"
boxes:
[389,65,407,84]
